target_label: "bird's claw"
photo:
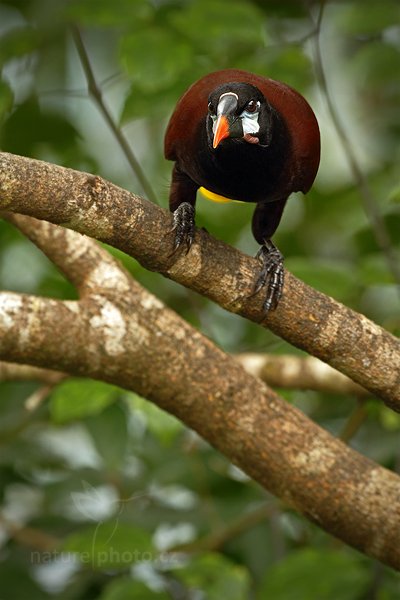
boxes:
[169,202,195,256]
[250,240,284,313]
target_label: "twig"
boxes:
[171,502,274,553]
[339,399,369,443]
[71,26,158,205]
[310,2,400,291]
[24,383,58,411]
[0,513,59,552]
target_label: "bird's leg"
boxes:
[252,240,284,312]
[170,202,196,254]
[168,164,198,255]
[250,198,287,312]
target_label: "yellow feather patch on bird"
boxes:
[199,186,244,204]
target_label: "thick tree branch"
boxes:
[3,216,368,398]
[1,152,398,408]
[0,219,399,570]
[1,352,366,398]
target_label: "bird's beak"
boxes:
[212,115,230,149]
[212,93,238,149]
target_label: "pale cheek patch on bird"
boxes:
[240,108,261,142]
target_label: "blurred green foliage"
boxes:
[0,0,399,597]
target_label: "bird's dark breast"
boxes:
[179,115,292,204]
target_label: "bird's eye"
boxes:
[246,100,259,113]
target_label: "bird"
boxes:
[164,69,320,312]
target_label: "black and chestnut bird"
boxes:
[164,69,320,311]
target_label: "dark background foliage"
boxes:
[0,0,399,597]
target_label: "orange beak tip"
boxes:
[213,115,230,149]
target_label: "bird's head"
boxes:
[207,82,272,150]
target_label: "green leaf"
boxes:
[0,96,80,155]
[49,379,119,424]
[379,406,400,431]
[359,254,394,286]
[253,46,313,91]
[100,578,170,600]
[64,521,154,569]
[0,562,49,600]
[170,0,265,55]
[85,402,128,468]
[354,212,400,255]
[361,284,399,322]
[173,553,251,600]
[0,79,13,121]
[0,26,42,65]
[121,84,178,121]
[257,549,369,600]
[67,0,153,27]
[337,0,400,35]
[120,28,192,93]
[284,257,357,300]
[389,184,400,204]
[125,392,182,446]
[351,42,400,89]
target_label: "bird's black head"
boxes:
[206,82,273,150]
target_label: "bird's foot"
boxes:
[251,240,284,312]
[169,202,195,256]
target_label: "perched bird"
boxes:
[164,69,320,311]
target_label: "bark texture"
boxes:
[1,152,399,408]
[0,212,399,570]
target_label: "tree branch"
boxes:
[0,217,399,570]
[172,502,275,554]
[3,217,368,399]
[339,400,369,443]
[0,513,59,552]
[0,361,65,384]
[1,152,398,408]
[4,212,133,298]
[236,353,369,397]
